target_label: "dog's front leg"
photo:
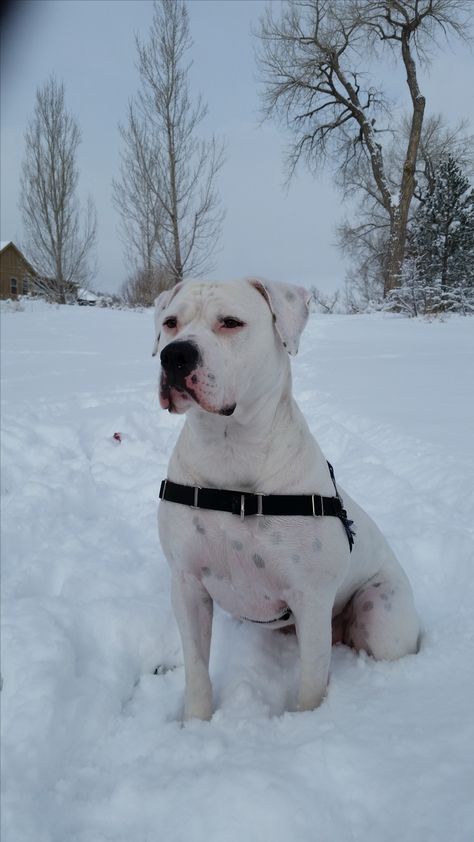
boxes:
[293,596,333,712]
[171,571,213,721]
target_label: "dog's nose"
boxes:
[160,340,200,383]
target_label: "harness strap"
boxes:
[159,461,355,551]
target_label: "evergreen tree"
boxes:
[407,155,474,314]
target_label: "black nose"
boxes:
[160,340,200,384]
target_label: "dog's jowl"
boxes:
[153,278,419,721]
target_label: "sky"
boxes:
[1,0,473,296]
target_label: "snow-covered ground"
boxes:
[1,300,473,842]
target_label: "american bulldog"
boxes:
[153,278,419,720]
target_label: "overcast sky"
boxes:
[1,0,473,295]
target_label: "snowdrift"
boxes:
[1,301,473,842]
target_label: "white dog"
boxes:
[153,278,419,720]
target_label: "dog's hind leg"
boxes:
[342,571,420,660]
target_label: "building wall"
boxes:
[0,244,35,299]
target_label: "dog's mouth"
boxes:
[159,378,192,414]
[160,375,236,417]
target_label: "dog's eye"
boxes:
[163,317,177,329]
[221,317,245,329]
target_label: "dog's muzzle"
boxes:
[160,340,200,387]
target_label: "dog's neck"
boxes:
[169,365,333,495]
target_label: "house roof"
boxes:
[0,240,38,276]
[0,241,38,276]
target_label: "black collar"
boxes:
[159,462,355,551]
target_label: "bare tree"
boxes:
[257,0,471,295]
[19,75,96,304]
[114,0,225,283]
[310,286,340,313]
[411,114,474,201]
[120,264,174,308]
[113,103,164,274]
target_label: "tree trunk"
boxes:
[385,28,426,295]
[167,118,183,283]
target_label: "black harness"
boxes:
[159,461,355,552]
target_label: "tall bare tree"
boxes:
[113,103,164,274]
[114,0,225,284]
[257,0,470,295]
[19,75,96,303]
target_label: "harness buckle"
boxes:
[256,494,263,516]
[240,494,245,521]
[192,486,201,508]
[311,495,324,517]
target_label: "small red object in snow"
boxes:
[113,432,122,443]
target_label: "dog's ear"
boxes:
[152,282,184,357]
[248,278,311,355]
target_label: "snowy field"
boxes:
[1,299,474,842]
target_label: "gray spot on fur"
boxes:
[252,553,265,569]
[380,593,389,601]
[271,532,282,544]
[231,540,243,551]
[312,537,322,552]
[285,290,296,301]
[384,602,393,612]
[201,566,211,576]
[193,516,206,534]
[291,553,301,563]
[373,582,382,588]
[207,373,216,381]
[154,664,176,676]
[362,600,374,612]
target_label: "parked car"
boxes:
[77,288,98,306]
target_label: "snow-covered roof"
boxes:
[0,240,13,252]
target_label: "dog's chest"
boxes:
[159,504,335,623]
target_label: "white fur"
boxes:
[154,278,419,720]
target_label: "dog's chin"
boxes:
[191,398,237,417]
[218,404,236,416]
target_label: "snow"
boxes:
[2,300,474,842]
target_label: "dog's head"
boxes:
[152,278,310,416]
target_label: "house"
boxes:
[0,241,38,299]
